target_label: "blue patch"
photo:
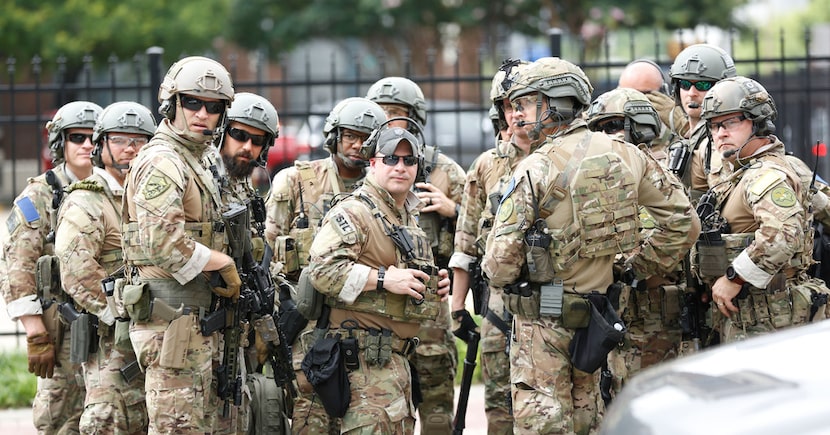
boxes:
[499,177,517,205]
[14,196,40,223]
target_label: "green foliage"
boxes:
[454,312,483,385]
[0,351,37,409]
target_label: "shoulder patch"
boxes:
[144,174,173,200]
[6,210,20,234]
[748,171,785,197]
[14,196,40,223]
[331,210,358,244]
[500,177,517,204]
[770,186,796,207]
[497,197,514,222]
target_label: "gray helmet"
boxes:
[509,57,594,115]
[375,126,423,159]
[670,44,736,99]
[365,77,427,127]
[91,101,156,168]
[225,92,279,163]
[45,101,103,163]
[323,97,387,153]
[158,56,234,119]
[586,88,661,145]
[701,76,777,135]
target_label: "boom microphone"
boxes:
[202,129,215,136]
[516,120,542,127]
[722,148,738,158]
[687,102,700,109]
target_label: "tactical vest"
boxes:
[65,177,124,276]
[325,194,440,322]
[418,146,454,264]
[541,132,640,273]
[475,152,514,256]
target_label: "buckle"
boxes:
[400,336,420,356]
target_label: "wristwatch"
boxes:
[376,266,386,292]
[725,265,746,285]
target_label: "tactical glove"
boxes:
[213,262,241,301]
[452,309,479,342]
[27,331,56,378]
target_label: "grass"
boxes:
[454,313,484,385]
[0,350,37,408]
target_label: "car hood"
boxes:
[601,320,830,435]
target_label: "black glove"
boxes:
[452,309,479,342]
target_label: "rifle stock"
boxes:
[452,330,481,435]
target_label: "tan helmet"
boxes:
[365,77,427,127]
[508,57,594,112]
[223,92,279,164]
[669,44,736,100]
[323,97,387,153]
[701,76,777,135]
[92,101,157,168]
[586,88,661,145]
[45,101,103,163]
[158,56,234,119]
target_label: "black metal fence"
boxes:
[2,28,830,203]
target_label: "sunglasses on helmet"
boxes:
[227,127,269,146]
[678,79,715,92]
[380,155,418,167]
[180,95,225,114]
[597,118,626,134]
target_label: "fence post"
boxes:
[146,46,164,123]
[548,27,563,58]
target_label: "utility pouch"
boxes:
[278,300,309,346]
[35,255,60,302]
[276,235,299,275]
[289,227,315,269]
[110,278,129,320]
[504,282,540,319]
[296,268,324,320]
[561,293,592,329]
[524,220,556,283]
[70,313,92,364]
[364,328,382,365]
[539,279,564,317]
[660,285,684,326]
[114,319,133,354]
[159,315,192,369]
[568,293,626,374]
[339,320,360,371]
[696,238,727,279]
[42,303,62,346]
[120,359,142,383]
[301,335,350,418]
[123,282,150,322]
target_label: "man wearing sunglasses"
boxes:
[55,101,156,434]
[668,43,737,200]
[122,56,241,434]
[2,100,102,434]
[264,97,386,434]
[305,126,451,433]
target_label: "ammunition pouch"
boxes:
[695,232,753,280]
[568,293,626,374]
[296,268,324,320]
[504,280,593,329]
[285,227,314,274]
[122,282,151,322]
[300,334,350,418]
[503,281,540,318]
[275,235,299,275]
[36,254,62,305]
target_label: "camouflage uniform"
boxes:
[483,104,696,435]
[307,173,441,434]
[122,118,227,433]
[409,149,464,433]
[450,137,540,434]
[265,157,363,434]
[55,169,147,434]
[2,162,86,434]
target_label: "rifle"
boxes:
[452,329,480,435]
[469,260,490,316]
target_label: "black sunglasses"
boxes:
[67,133,93,144]
[678,79,715,92]
[180,95,225,114]
[227,127,269,146]
[381,155,418,167]
[597,119,626,134]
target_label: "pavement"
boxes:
[0,203,491,434]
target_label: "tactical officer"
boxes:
[55,101,156,434]
[264,97,386,434]
[366,76,466,433]
[667,44,737,199]
[207,92,290,434]
[585,88,689,393]
[449,59,530,435]
[618,59,689,146]
[121,56,240,433]
[481,57,697,434]
[306,126,451,433]
[700,76,830,342]
[1,100,102,434]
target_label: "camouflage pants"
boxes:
[79,329,147,435]
[291,324,340,435]
[33,333,84,435]
[480,313,514,435]
[341,350,416,434]
[510,315,601,435]
[610,286,682,392]
[411,300,457,434]
[129,314,219,434]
